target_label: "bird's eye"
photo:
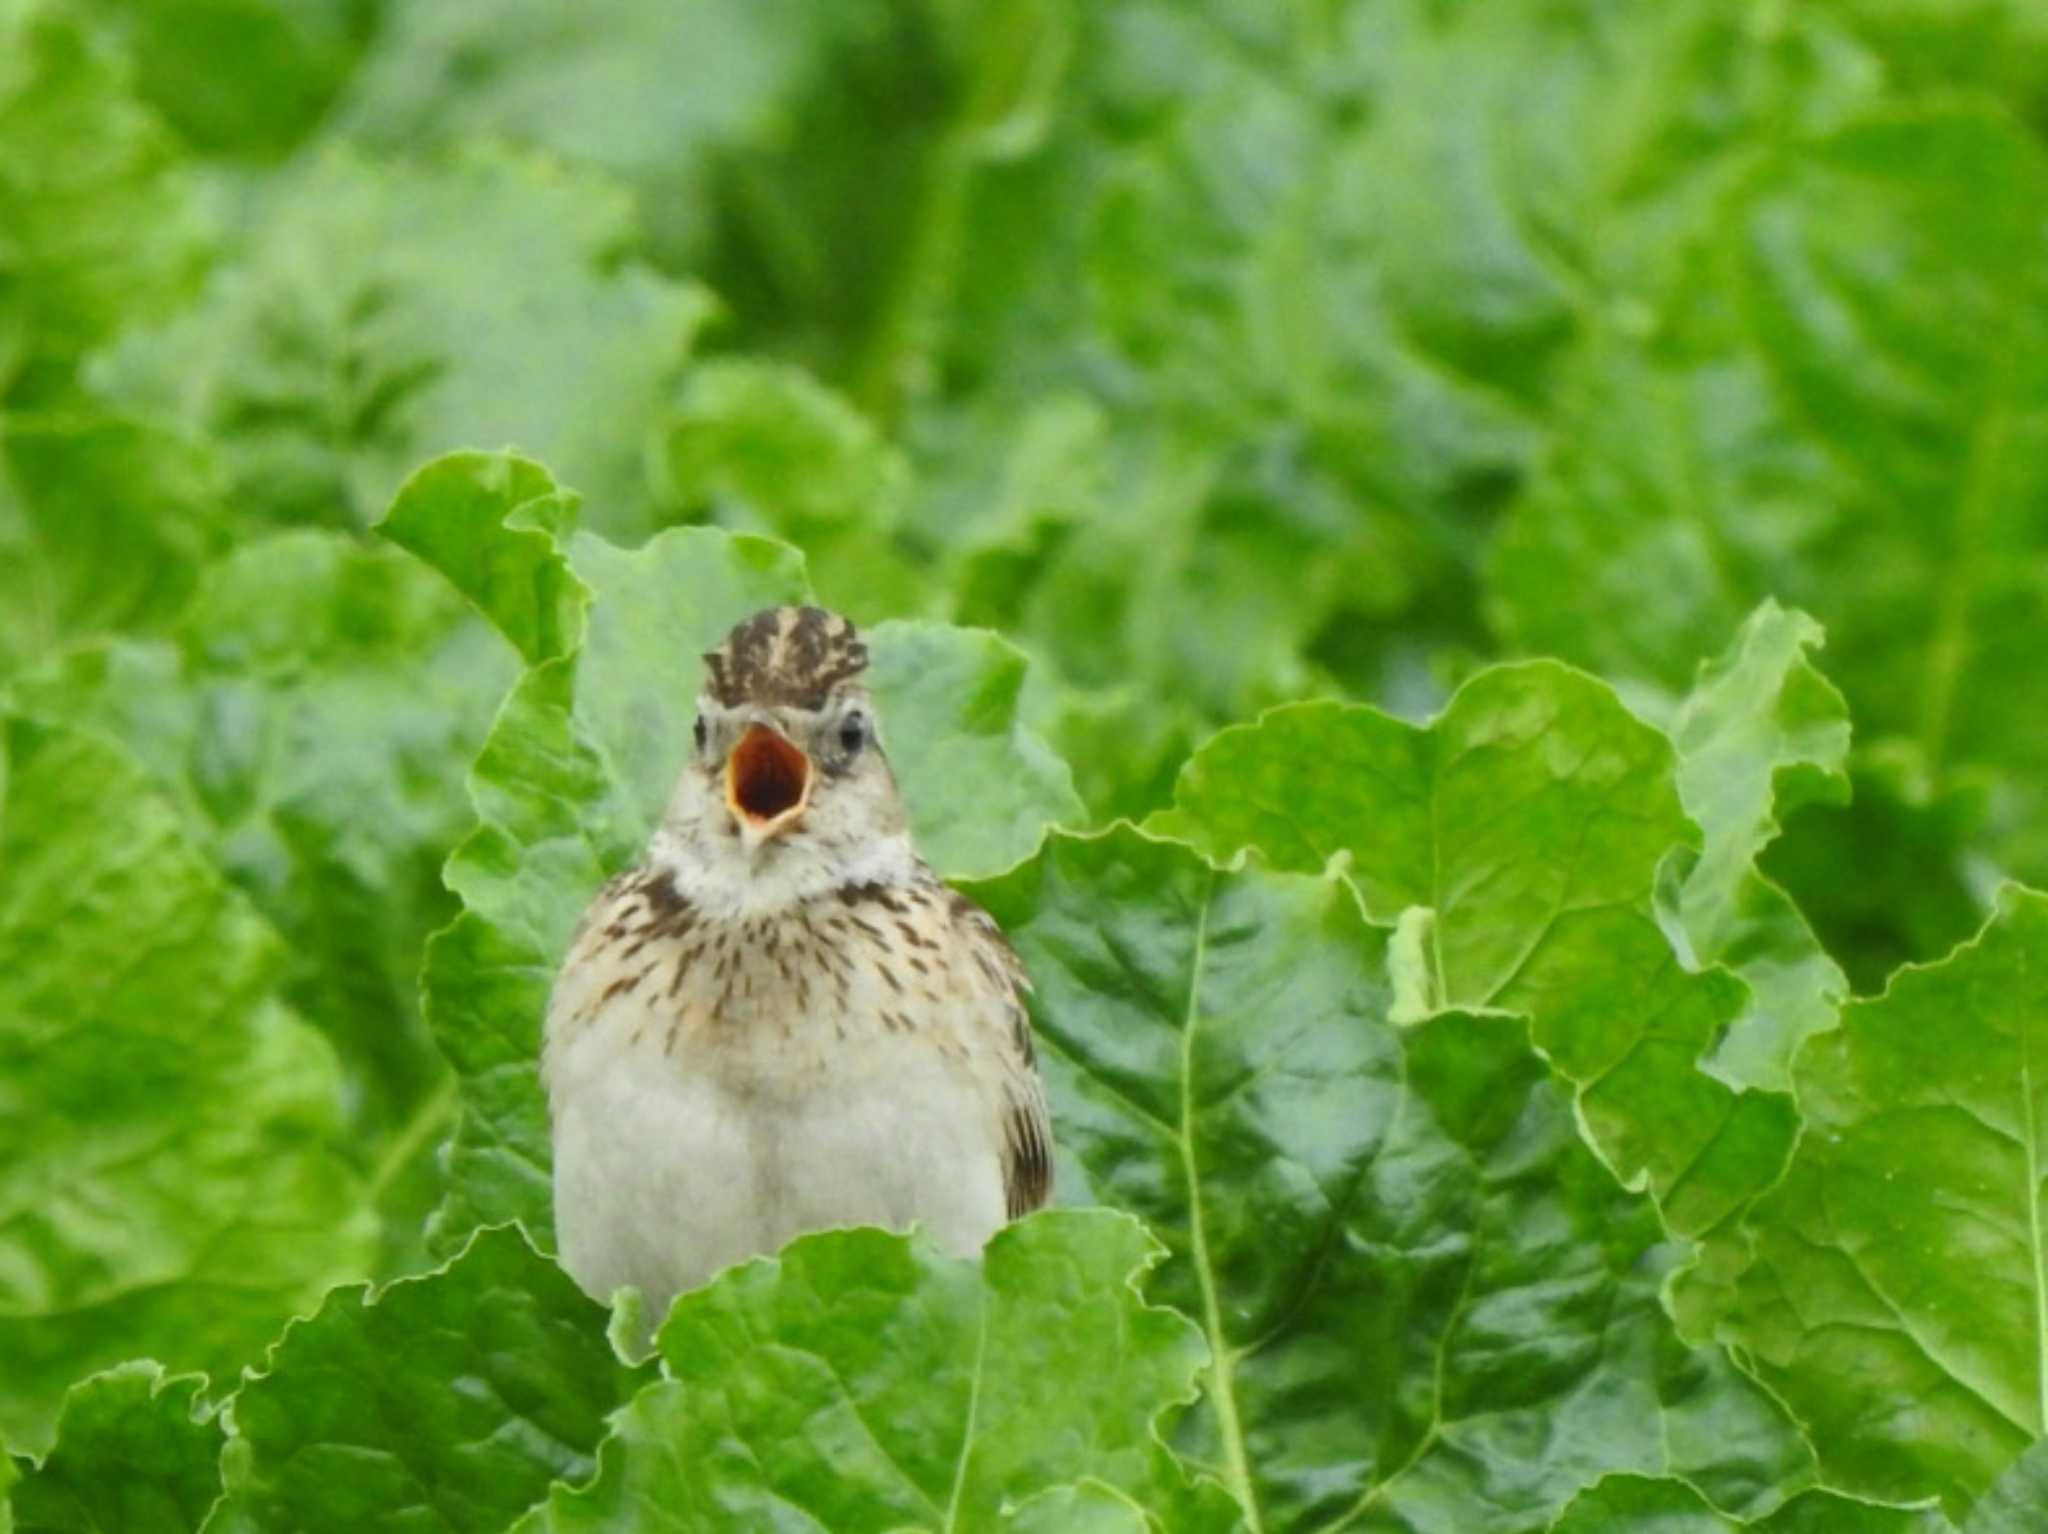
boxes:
[838,712,866,756]
[692,716,707,753]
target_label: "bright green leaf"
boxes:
[0,5,204,400]
[68,0,376,158]
[517,1212,1220,1533]
[90,146,712,536]
[12,530,519,1274]
[0,719,372,1452]
[1157,664,1797,1320]
[7,1363,220,1534]
[656,359,928,622]
[1723,887,2048,1516]
[1490,105,2048,904]
[206,1226,637,1534]
[971,827,1812,1533]
[0,414,226,680]
[378,452,586,666]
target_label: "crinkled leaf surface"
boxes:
[7,1363,220,1534]
[1723,888,2048,1516]
[1664,602,1850,1091]
[518,1212,1219,1533]
[0,719,372,1452]
[1549,1474,1949,1533]
[385,453,1079,1248]
[1156,664,1795,1320]
[970,827,1812,1534]
[90,146,711,535]
[11,530,517,1274]
[206,1226,637,1534]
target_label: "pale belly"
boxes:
[547,1019,1008,1324]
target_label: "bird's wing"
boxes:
[946,888,1055,1218]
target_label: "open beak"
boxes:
[726,723,812,846]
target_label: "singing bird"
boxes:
[543,605,1052,1324]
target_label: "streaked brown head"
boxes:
[695,606,883,849]
[703,605,869,712]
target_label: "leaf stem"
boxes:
[1179,872,1265,1532]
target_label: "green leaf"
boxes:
[516,1211,1220,1533]
[1966,1439,2048,1534]
[656,359,928,622]
[1156,664,1797,1318]
[377,452,586,667]
[0,718,372,1453]
[866,619,1083,880]
[1549,1474,1950,1533]
[0,414,226,680]
[1490,105,2048,902]
[68,0,377,158]
[0,5,204,400]
[1664,601,1851,1091]
[89,146,712,536]
[331,0,913,286]
[12,530,519,1274]
[970,827,1812,1533]
[391,454,1078,1248]
[206,1226,638,1534]
[7,1363,221,1534]
[1722,887,2048,1515]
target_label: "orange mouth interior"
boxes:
[728,724,811,825]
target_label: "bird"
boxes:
[542,604,1053,1326]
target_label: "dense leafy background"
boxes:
[5,0,2047,1528]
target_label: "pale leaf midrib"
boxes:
[1179,869,1264,1533]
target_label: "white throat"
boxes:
[644,819,922,922]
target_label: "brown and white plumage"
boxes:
[543,605,1051,1323]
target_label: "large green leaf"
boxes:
[971,827,1812,1533]
[90,146,711,536]
[11,530,517,1274]
[0,719,372,1453]
[1156,663,1795,1322]
[7,1364,220,1534]
[384,453,1080,1248]
[518,1212,1226,1532]
[1490,105,2048,914]
[1721,887,2048,1517]
[0,414,226,681]
[0,4,204,402]
[206,1226,637,1534]
[67,0,376,158]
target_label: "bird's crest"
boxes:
[703,605,869,710]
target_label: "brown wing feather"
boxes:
[947,888,1054,1217]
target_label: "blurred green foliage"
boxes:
[5,0,2048,1528]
